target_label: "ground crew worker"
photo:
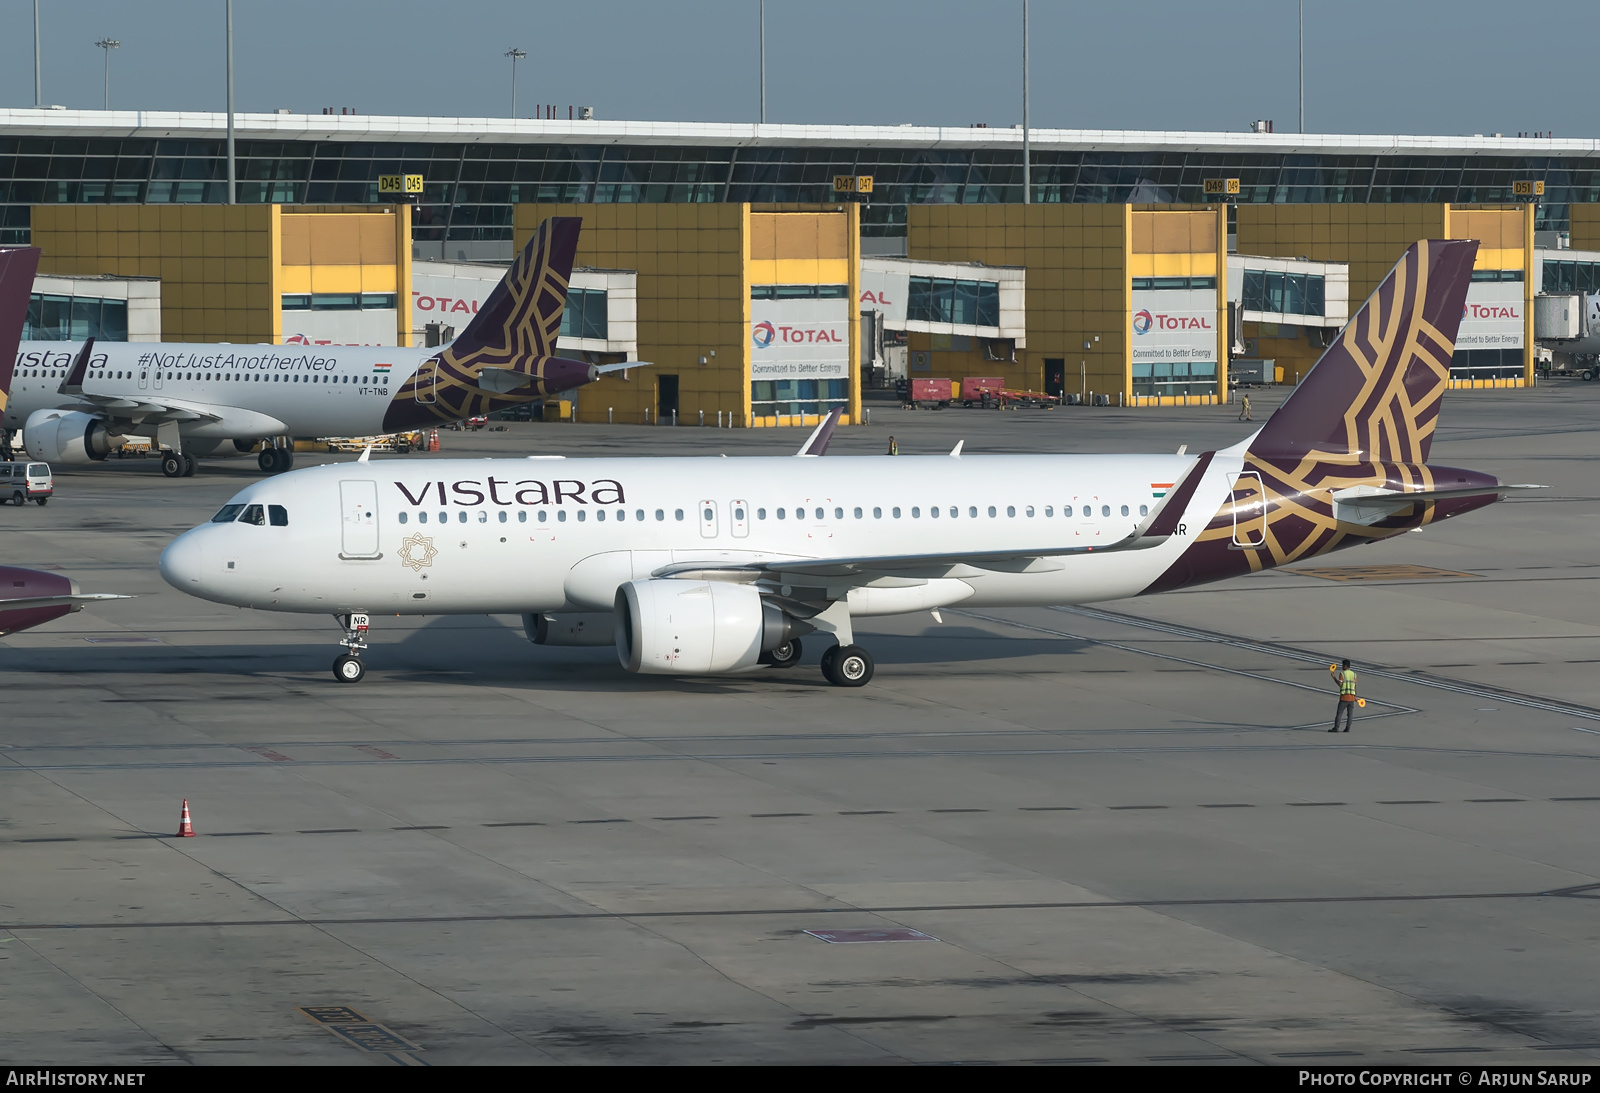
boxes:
[887,436,899,456]
[1238,394,1253,422]
[1329,658,1358,732]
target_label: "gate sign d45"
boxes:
[378,174,425,194]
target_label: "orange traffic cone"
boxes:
[176,799,195,837]
[427,429,440,452]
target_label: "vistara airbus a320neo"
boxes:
[161,239,1537,686]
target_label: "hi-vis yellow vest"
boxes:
[1339,669,1358,699]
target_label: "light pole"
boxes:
[1298,0,1305,133]
[505,48,527,118]
[1022,0,1030,205]
[34,0,42,107]
[95,38,119,111]
[225,0,235,204]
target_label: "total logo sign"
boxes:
[752,320,843,347]
[1132,308,1211,334]
[1463,302,1519,320]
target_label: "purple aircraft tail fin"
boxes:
[1248,239,1478,465]
[0,247,42,417]
[448,216,581,364]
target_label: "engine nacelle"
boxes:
[524,612,615,646]
[23,410,113,464]
[615,579,801,675]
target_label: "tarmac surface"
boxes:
[2,382,1599,1065]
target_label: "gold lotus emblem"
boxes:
[397,533,438,572]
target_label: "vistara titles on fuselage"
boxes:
[4,217,610,477]
[162,239,1539,688]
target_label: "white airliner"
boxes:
[4,218,620,477]
[160,240,1535,687]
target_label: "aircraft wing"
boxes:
[655,452,1214,585]
[0,593,131,611]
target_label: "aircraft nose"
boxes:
[159,530,206,591]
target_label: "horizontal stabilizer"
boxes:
[1331,482,1545,525]
[594,361,656,375]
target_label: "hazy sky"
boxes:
[0,1,1589,138]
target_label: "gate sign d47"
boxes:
[378,174,425,194]
[833,175,874,194]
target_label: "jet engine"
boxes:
[23,410,113,464]
[614,579,808,675]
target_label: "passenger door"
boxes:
[729,499,749,538]
[339,480,381,558]
[1230,472,1266,548]
[414,357,438,404]
[698,499,719,539]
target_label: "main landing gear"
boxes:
[332,612,370,683]
[820,643,874,687]
[258,442,295,474]
[760,639,803,669]
[160,451,197,478]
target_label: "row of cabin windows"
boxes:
[396,502,1151,526]
[13,367,384,385]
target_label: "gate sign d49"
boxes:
[1203,178,1241,196]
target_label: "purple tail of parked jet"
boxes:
[0,246,43,420]
[386,216,597,430]
[1148,239,1537,593]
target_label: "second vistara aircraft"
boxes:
[4,217,614,477]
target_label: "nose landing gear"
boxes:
[333,612,370,683]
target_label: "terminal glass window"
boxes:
[559,288,609,340]
[1450,349,1523,380]
[1132,360,1218,397]
[1130,277,1216,291]
[749,284,848,300]
[907,276,1000,327]
[1471,269,1524,283]
[750,379,849,419]
[23,294,129,340]
[1542,260,1600,294]
[1240,271,1325,317]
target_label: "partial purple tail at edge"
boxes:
[0,247,42,414]
[1248,239,1478,465]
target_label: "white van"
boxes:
[0,462,53,505]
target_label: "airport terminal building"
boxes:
[6,109,1600,425]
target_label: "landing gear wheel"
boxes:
[160,452,184,478]
[819,645,840,681]
[276,446,295,472]
[761,639,803,669]
[823,644,874,687]
[332,654,366,684]
[181,453,197,477]
[258,448,276,472]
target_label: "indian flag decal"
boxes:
[1151,482,1174,498]
[373,363,393,373]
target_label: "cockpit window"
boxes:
[240,504,266,526]
[211,504,245,523]
[268,505,288,526]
